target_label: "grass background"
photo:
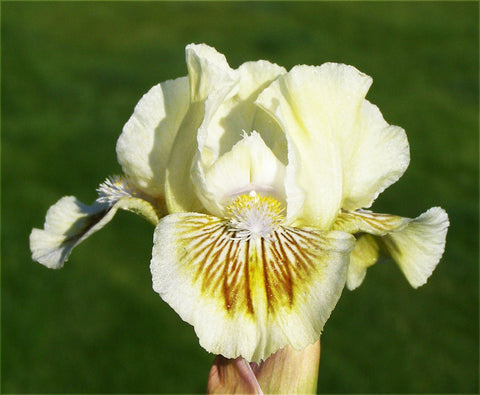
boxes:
[2,2,478,393]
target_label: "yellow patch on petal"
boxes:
[151,209,354,361]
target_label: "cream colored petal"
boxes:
[30,195,159,269]
[334,207,449,288]
[333,209,409,235]
[382,207,449,288]
[340,100,410,210]
[165,44,239,214]
[346,234,379,290]
[196,60,286,169]
[257,65,366,228]
[193,131,286,217]
[116,76,190,197]
[185,43,237,103]
[257,63,410,224]
[150,213,354,362]
[164,103,207,214]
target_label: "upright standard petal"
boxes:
[185,43,237,103]
[195,60,286,170]
[117,77,190,197]
[165,44,238,214]
[339,100,410,210]
[192,131,287,217]
[150,212,354,362]
[256,65,357,229]
[334,207,449,288]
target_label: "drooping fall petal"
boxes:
[30,194,159,269]
[150,212,354,362]
[334,207,449,289]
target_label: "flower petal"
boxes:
[257,63,410,224]
[30,195,159,269]
[334,207,449,288]
[257,64,366,228]
[117,76,190,197]
[346,234,379,290]
[186,43,237,103]
[164,44,238,214]
[193,131,287,217]
[150,213,354,362]
[383,207,449,288]
[196,59,286,169]
[340,100,410,210]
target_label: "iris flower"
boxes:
[30,44,448,369]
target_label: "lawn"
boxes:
[2,2,478,393]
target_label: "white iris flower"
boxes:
[30,43,449,363]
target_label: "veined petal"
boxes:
[193,131,287,217]
[333,209,409,235]
[334,207,449,288]
[150,213,354,362]
[117,76,190,197]
[30,193,159,269]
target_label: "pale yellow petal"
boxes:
[30,195,159,269]
[340,100,410,210]
[334,207,449,288]
[257,65,365,228]
[192,131,286,217]
[185,43,237,103]
[333,209,409,235]
[117,77,190,197]
[150,213,354,362]
[196,60,286,169]
[346,234,379,290]
[165,44,238,214]
[382,207,449,288]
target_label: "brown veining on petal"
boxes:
[333,210,407,236]
[176,215,324,319]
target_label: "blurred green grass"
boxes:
[2,2,478,393]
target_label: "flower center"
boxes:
[225,191,284,241]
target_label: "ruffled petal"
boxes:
[186,43,237,103]
[30,195,159,269]
[334,207,449,288]
[193,131,287,217]
[340,100,410,210]
[257,63,410,224]
[257,64,368,228]
[196,60,286,169]
[383,207,449,288]
[150,213,354,362]
[165,44,238,214]
[117,76,190,197]
[191,60,287,218]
